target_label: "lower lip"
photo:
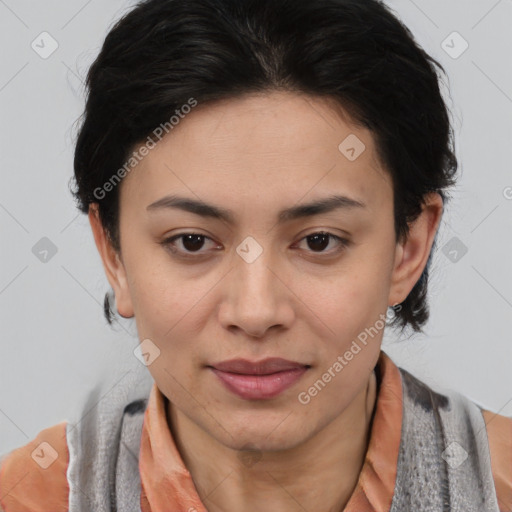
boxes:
[209,367,308,400]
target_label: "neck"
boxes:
[167,370,378,512]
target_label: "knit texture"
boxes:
[66,367,152,511]
[65,360,501,511]
[390,368,500,512]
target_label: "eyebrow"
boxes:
[146,194,367,224]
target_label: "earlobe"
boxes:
[88,204,135,318]
[388,192,443,307]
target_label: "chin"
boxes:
[219,423,307,453]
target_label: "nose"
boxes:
[218,248,294,338]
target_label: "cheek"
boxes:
[132,275,201,341]
[127,264,204,394]
[125,254,220,375]
[312,269,388,332]
[305,255,393,359]
[121,236,192,322]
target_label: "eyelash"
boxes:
[160,231,351,258]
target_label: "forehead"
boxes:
[120,91,392,215]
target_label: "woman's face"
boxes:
[91,91,436,452]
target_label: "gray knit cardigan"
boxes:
[64,364,501,512]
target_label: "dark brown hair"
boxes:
[71,0,458,335]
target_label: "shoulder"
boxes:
[396,364,512,509]
[480,408,512,512]
[0,421,69,512]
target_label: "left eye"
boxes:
[295,232,350,253]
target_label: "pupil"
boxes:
[307,234,329,252]
[183,234,204,252]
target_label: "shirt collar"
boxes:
[139,349,403,512]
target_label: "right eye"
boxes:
[160,233,221,257]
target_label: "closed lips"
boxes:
[209,358,311,375]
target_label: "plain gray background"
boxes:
[0,0,511,455]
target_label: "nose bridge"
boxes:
[233,243,277,306]
[221,239,288,335]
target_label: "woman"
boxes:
[1,0,511,510]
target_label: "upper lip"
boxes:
[209,358,310,375]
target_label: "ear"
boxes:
[88,204,134,318]
[388,192,443,307]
